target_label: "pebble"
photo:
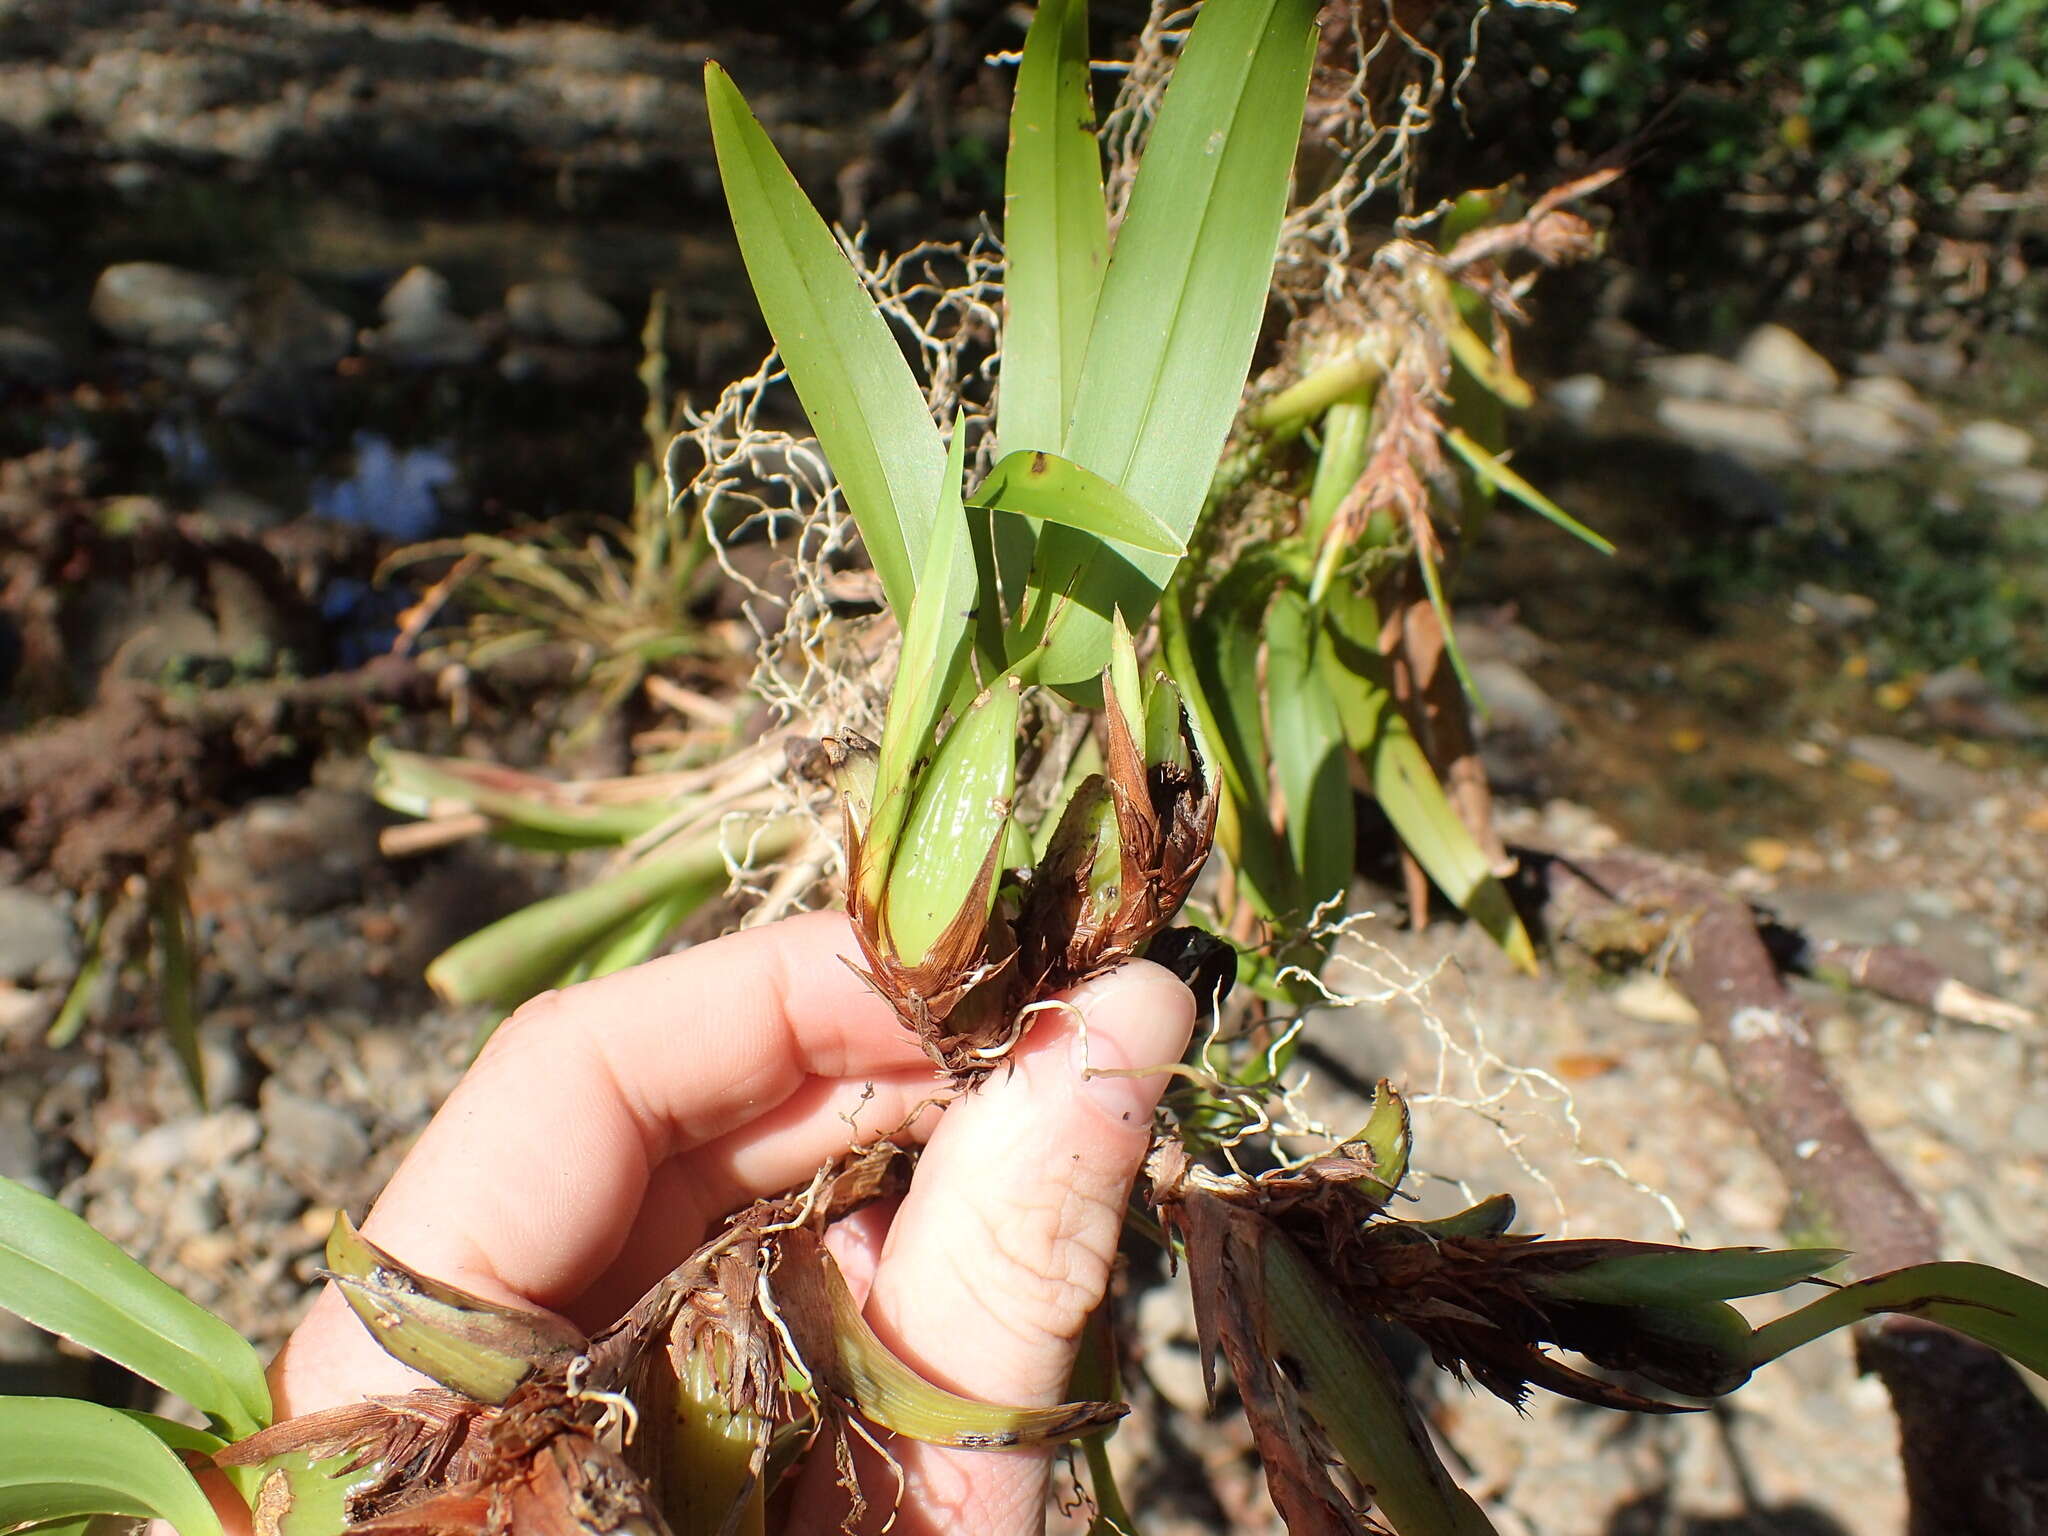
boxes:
[259,1081,370,1186]
[1803,394,1919,468]
[1918,666,2040,739]
[90,262,241,352]
[1735,322,1839,400]
[1977,466,2048,513]
[367,265,485,368]
[237,273,354,372]
[117,1108,261,1180]
[1790,583,1877,629]
[505,277,627,346]
[1643,352,1773,405]
[1843,373,1942,435]
[0,888,78,984]
[1955,418,2033,469]
[1654,398,1805,465]
[1842,735,1994,817]
[0,325,66,389]
[1544,372,1605,426]
[1134,1282,1209,1415]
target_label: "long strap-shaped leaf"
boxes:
[705,63,946,621]
[0,1397,225,1536]
[999,0,1108,460]
[0,1177,270,1439]
[1029,0,1320,690]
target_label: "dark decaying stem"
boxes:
[1530,848,2048,1535]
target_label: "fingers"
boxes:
[795,960,1197,1536]
[272,912,929,1413]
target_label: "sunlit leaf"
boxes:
[372,745,676,848]
[1749,1261,2048,1380]
[1267,592,1354,913]
[969,450,1185,556]
[0,1177,269,1439]
[1320,606,1536,972]
[705,62,946,619]
[1026,0,1320,690]
[426,815,804,1010]
[999,0,1107,459]
[1535,1247,1848,1308]
[866,420,980,896]
[0,1397,224,1536]
[1442,428,1614,555]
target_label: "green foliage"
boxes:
[0,1177,270,1441]
[1546,0,2048,197]
[0,1398,225,1536]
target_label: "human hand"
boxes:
[263,910,1195,1535]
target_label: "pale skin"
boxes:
[224,911,1196,1534]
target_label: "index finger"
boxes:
[274,912,925,1408]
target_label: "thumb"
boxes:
[796,959,1196,1535]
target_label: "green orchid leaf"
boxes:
[0,1177,269,1439]
[999,0,1107,460]
[1536,1247,1850,1308]
[969,450,1185,556]
[705,62,946,620]
[0,1397,224,1536]
[1267,591,1354,914]
[1026,0,1320,690]
[1748,1261,2048,1379]
[866,419,979,897]
[1253,1222,1501,1536]
[885,674,1024,965]
[149,871,204,1106]
[1321,602,1536,972]
[1443,427,1614,555]
[1160,570,1297,921]
[426,815,804,1010]
[372,745,676,848]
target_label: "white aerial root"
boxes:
[1280,907,1690,1239]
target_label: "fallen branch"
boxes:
[1527,846,2048,1535]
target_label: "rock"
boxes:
[0,326,66,390]
[1735,323,1838,400]
[1977,467,2048,514]
[117,1109,262,1181]
[1643,352,1773,405]
[192,787,383,919]
[1803,395,1920,469]
[1791,583,1878,629]
[1135,1282,1209,1414]
[1609,974,1700,1028]
[1471,658,1565,748]
[1844,374,1942,436]
[1655,398,1804,466]
[1870,337,1968,387]
[366,266,484,367]
[90,262,240,352]
[185,350,243,393]
[504,277,626,346]
[237,274,353,372]
[260,1082,370,1186]
[1544,373,1605,426]
[1918,666,2041,739]
[0,889,77,984]
[1955,418,2033,469]
[1844,735,1994,817]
